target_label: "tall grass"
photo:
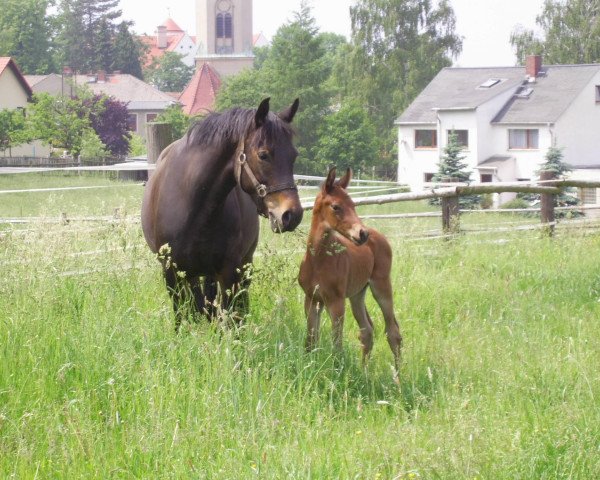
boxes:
[0,173,599,478]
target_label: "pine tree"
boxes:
[112,21,145,79]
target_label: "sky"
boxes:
[119,0,545,67]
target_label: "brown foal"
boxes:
[298,167,402,366]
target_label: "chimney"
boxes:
[157,25,167,49]
[526,55,542,79]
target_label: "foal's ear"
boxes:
[255,97,270,127]
[337,168,352,190]
[324,167,337,194]
[278,98,300,123]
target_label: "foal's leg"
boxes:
[370,277,402,368]
[304,295,324,352]
[349,287,374,363]
[203,276,218,320]
[325,297,346,352]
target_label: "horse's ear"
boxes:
[337,168,352,190]
[278,98,299,123]
[324,167,336,194]
[255,97,270,127]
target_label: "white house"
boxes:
[396,55,600,204]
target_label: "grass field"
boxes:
[1,173,599,478]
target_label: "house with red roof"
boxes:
[140,18,197,68]
[0,57,49,157]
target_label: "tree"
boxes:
[345,0,462,165]
[0,109,29,156]
[27,93,92,156]
[155,105,195,140]
[511,0,600,65]
[145,52,194,92]
[431,131,479,207]
[314,101,380,176]
[55,0,121,73]
[85,94,131,157]
[111,21,145,79]
[0,0,55,74]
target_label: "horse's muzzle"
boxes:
[269,206,303,233]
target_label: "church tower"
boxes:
[195,0,255,77]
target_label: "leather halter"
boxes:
[233,141,298,216]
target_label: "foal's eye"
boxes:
[331,204,342,213]
[258,151,269,161]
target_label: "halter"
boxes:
[233,141,298,217]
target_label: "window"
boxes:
[127,114,138,132]
[581,187,598,204]
[424,173,435,182]
[596,85,600,102]
[447,129,468,148]
[415,129,437,148]
[509,129,539,149]
[216,11,233,53]
[146,113,158,123]
[480,173,493,183]
[479,78,501,88]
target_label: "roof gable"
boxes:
[0,57,33,98]
[179,62,221,116]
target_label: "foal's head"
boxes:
[314,167,369,246]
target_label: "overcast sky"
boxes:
[120,0,545,67]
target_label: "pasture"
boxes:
[1,172,599,478]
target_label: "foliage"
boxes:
[111,21,145,79]
[0,0,55,74]
[54,0,122,73]
[155,105,195,140]
[128,133,146,156]
[431,131,479,208]
[144,52,194,93]
[314,101,380,175]
[26,93,92,156]
[345,0,462,164]
[511,0,600,64]
[0,108,30,155]
[537,146,572,176]
[79,129,109,159]
[85,94,132,157]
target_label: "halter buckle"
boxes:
[256,184,268,198]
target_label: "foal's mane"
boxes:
[186,107,295,149]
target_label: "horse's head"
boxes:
[237,98,304,233]
[314,167,369,246]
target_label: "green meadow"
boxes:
[1,173,599,478]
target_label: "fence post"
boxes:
[539,170,556,236]
[145,122,173,181]
[441,176,460,234]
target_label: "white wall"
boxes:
[554,70,600,167]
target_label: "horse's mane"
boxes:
[185,107,295,148]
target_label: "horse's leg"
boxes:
[369,276,402,369]
[164,267,187,332]
[304,295,324,352]
[189,275,206,319]
[203,276,218,320]
[349,287,374,363]
[325,297,346,352]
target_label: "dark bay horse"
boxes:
[142,98,303,329]
[298,167,402,367]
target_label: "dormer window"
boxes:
[595,85,600,102]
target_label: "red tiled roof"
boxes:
[163,18,184,33]
[140,32,186,67]
[0,57,33,97]
[179,62,222,116]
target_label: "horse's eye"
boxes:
[258,151,269,161]
[331,204,342,213]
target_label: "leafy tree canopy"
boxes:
[144,52,194,93]
[511,0,600,65]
